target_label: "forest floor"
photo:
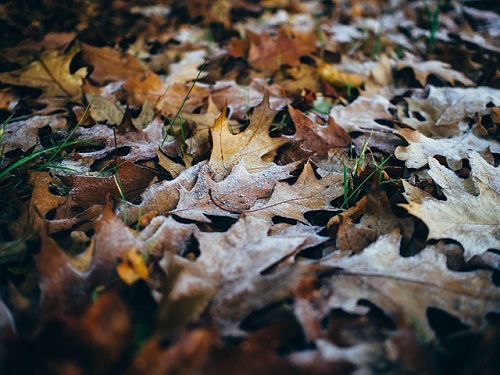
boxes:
[0,1,499,374]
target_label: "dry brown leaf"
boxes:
[116,162,201,224]
[247,27,317,73]
[80,43,145,86]
[288,105,351,156]
[329,95,395,133]
[59,160,156,209]
[395,128,500,169]
[172,160,297,223]
[321,230,500,340]
[2,114,67,153]
[73,113,164,163]
[210,79,286,120]
[469,151,500,192]
[116,248,149,285]
[400,157,500,260]
[0,45,87,100]
[35,227,94,313]
[249,161,344,222]
[336,179,413,253]
[399,86,499,136]
[209,91,290,181]
[396,58,475,87]
[173,214,324,335]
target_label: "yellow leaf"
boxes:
[116,248,149,285]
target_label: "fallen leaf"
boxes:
[249,161,344,222]
[336,178,414,253]
[399,86,499,136]
[172,160,297,222]
[172,214,323,335]
[116,162,201,224]
[321,230,500,340]
[396,58,475,87]
[400,157,500,260]
[288,105,351,156]
[116,248,149,285]
[59,160,156,209]
[329,95,395,133]
[80,43,145,86]
[395,127,500,169]
[1,114,67,153]
[209,91,290,181]
[210,79,286,120]
[247,27,317,73]
[0,45,87,100]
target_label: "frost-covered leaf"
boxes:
[400,157,500,260]
[173,160,298,222]
[396,59,475,87]
[329,95,395,133]
[321,231,500,340]
[249,161,344,222]
[395,128,500,169]
[209,91,290,181]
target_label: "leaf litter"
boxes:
[0,1,499,374]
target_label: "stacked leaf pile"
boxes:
[0,1,499,374]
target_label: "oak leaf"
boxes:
[116,163,201,224]
[321,230,500,340]
[172,214,325,335]
[0,45,86,100]
[249,161,344,222]
[395,127,500,169]
[396,58,475,87]
[329,95,395,133]
[336,179,414,253]
[172,160,297,223]
[58,160,156,209]
[80,43,145,85]
[400,86,499,136]
[247,27,316,73]
[400,157,500,260]
[209,91,290,181]
[288,105,351,156]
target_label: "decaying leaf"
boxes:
[395,128,500,169]
[329,95,395,133]
[400,157,500,260]
[336,178,413,253]
[399,86,500,136]
[170,214,325,335]
[321,230,500,340]
[249,161,344,222]
[0,45,87,100]
[288,105,351,156]
[209,91,290,181]
[173,160,297,222]
[247,27,317,73]
[116,248,149,285]
[396,58,475,87]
